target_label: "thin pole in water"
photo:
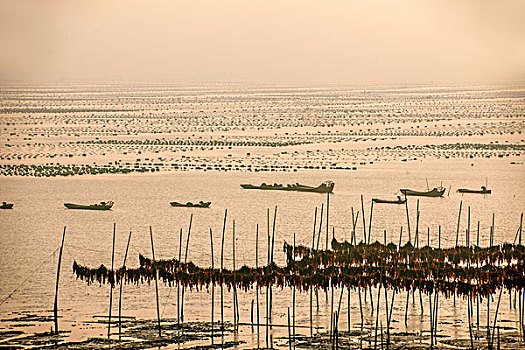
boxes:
[316,204,324,250]
[220,209,227,332]
[210,228,214,343]
[118,231,132,341]
[326,192,330,250]
[232,220,238,330]
[404,195,411,243]
[180,214,193,325]
[177,227,182,325]
[456,201,463,247]
[361,195,367,243]
[368,200,374,244]
[256,223,260,335]
[149,226,161,337]
[53,226,66,335]
[108,223,116,339]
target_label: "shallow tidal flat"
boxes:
[1,83,525,349]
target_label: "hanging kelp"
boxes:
[72,240,525,298]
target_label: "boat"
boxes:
[372,196,406,204]
[64,201,113,210]
[400,187,445,197]
[457,186,491,194]
[170,201,211,208]
[240,181,334,193]
[0,202,14,209]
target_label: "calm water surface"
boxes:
[1,158,524,347]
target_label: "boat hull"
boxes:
[372,198,406,204]
[64,203,113,210]
[457,189,491,194]
[400,188,445,197]
[170,202,211,208]
[240,182,334,193]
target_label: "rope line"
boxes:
[0,245,60,307]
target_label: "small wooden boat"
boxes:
[0,202,14,209]
[171,201,211,208]
[457,186,491,194]
[240,181,334,193]
[372,197,406,204]
[64,201,113,210]
[400,187,445,197]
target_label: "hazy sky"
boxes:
[1,0,524,83]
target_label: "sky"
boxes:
[0,0,524,84]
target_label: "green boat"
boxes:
[1,202,14,209]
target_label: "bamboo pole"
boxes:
[221,209,227,332]
[232,220,238,330]
[310,208,316,336]
[491,289,503,348]
[456,200,463,247]
[118,231,132,341]
[108,223,116,339]
[347,287,351,332]
[387,289,396,348]
[335,312,339,350]
[467,206,471,247]
[210,228,214,343]
[269,206,277,328]
[177,227,183,325]
[250,299,254,332]
[361,195,367,243]
[271,206,277,263]
[232,220,236,329]
[430,293,434,349]
[351,207,355,244]
[293,231,296,340]
[329,282,334,341]
[266,208,270,348]
[404,289,410,328]
[287,307,292,350]
[415,204,423,316]
[256,223,260,335]
[468,292,473,349]
[358,287,364,330]
[434,225,441,338]
[326,192,330,250]
[368,200,374,244]
[404,195,411,243]
[414,200,420,248]
[374,267,383,350]
[316,204,324,250]
[53,226,66,335]
[519,213,523,245]
[180,214,193,324]
[491,213,495,246]
[312,207,318,250]
[149,226,161,337]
